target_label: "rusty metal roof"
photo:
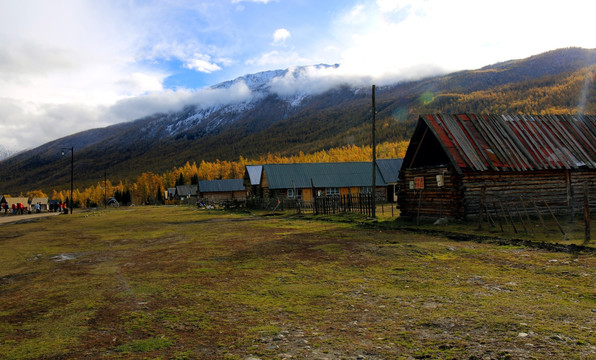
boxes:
[420,114,596,172]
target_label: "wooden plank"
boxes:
[429,115,467,173]
[532,115,574,169]
[499,115,542,170]
[518,114,558,169]
[560,115,596,166]
[526,115,565,169]
[491,115,530,171]
[543,115,585,168]
[474,114,515,169]
[443,114,487,171]
[464,114,502,171]
[455,114,496,170]
[506,116,544,170]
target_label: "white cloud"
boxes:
[3,0,596,153]
[272,28,291,46]
[116,72,165,96]
[0,81,254,151]
[332,0,596,79]
[185,54,223,73]
[104,81,252,123]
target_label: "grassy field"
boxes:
[0,206,595,359]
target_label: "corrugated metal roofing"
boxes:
[376,159,403,183]
[422,114,596,171]
[263,162,387,189]
[199,179,245,193]
[246,165,263,185]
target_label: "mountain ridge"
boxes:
[1,47,595,193]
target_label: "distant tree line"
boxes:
[40,141,408,207]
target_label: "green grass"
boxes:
[0,206,595,359]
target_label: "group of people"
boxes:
[1,202,26,215]
[1,201,68,215]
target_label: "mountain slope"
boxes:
[1,48,595,194]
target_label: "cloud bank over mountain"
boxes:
[2,0,596,151]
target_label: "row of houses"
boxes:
[190,113,596,221]
[167,159,404,204]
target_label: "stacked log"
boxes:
[399,167,596,219]
[398,166,464,218]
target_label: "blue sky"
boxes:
[1,0,596,151]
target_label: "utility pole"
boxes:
[371,85,376,218]
[104,171,107,208]
[61,147,74,214]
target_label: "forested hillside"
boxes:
[1,47,595,194]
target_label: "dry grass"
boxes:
[0,206,595,359]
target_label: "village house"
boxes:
[397,114,596,220]
[198,179,246,202]
[175,184,198,201]
[0,196,30,213]
[243,161,400,202]
[166,187,177,201]
[30,197,49,211]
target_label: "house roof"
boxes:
[262,162,387,189]
[245,165,263,186]
[376,159,403,183]
[3,197,29,206]
[176,185,198,196]
[31,197,49,204]
[199,179,245,193]
[409,114,596,172]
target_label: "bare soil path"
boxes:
[0,211,61,225]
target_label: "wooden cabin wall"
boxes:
[570,171,596,211]
[399,168,596,219]
[462,169,596,217]
[398,166,464,218]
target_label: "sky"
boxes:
[1,0,596,152]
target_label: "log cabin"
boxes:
[397,114,596,220]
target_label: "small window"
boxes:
[287,189,302,199]
[325,187,339,196]
[360,186,372,194]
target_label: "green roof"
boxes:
[263,162,388,189]
[199,179,245,193]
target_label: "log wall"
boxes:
[399,167,596,220]
[398,166,464,218]
[462,170,596,218]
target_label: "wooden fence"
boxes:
[313,194,374,216]
[245,194,376,216]
[475,186,592,243]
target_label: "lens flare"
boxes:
[419,91,434,105]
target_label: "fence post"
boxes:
[584,182,591,244]
[477,186,485,230]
